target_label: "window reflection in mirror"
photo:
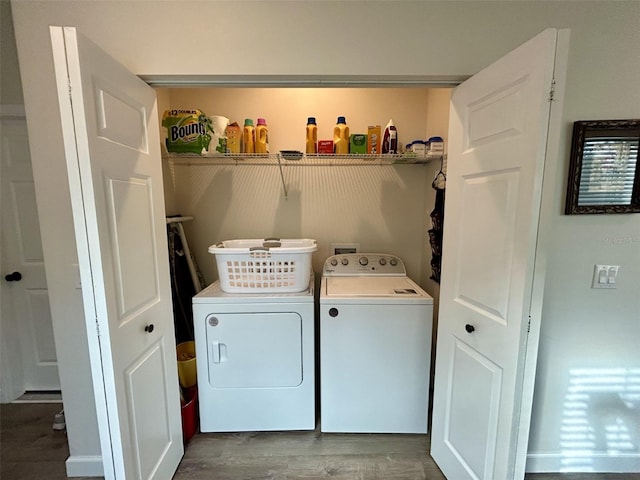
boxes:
[566,119,640,214]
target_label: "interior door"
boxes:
[0,112,59,394]
[50,27,183,479]
[430,29,565,480]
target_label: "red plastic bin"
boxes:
[181,386,198,444]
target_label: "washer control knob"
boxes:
[329,308,339,317]
[390,258,398,266]
[341,258,349,266]
[330,258,338,266]
[379,258,387,266]
[359,256,369,266]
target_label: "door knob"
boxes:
[465,324,475,333]
[144,324,155,333]
[4,272,22,282]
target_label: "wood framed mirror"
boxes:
[565,119,640,214]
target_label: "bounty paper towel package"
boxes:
[162,109,212,154]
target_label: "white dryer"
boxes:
[193,278,315,432]
[320,254,433,433]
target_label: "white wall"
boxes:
[6,2,103,476]
[9,0,640,474]
[1,1,22,106]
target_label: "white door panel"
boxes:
[50,26,182,479]
[125,342,174,479]
[107,175,158,318]
[445,339,503,479]
[456,170,520,323]
[431,29,564,480]
[1,115,59,393]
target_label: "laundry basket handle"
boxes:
[263,238,282,248]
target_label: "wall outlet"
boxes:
[331,243,359,255]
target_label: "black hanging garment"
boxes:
[167,219,204,344]
[429,169,446,283]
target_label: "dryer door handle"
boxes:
[211,341,221,363]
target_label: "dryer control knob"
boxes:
[208,316,219,326]
[329,308,339,317]
[379,258,387,266]
[390,258,398,266]
[341,258,349,266]
[330,258,338,266]
[359,256,369,266]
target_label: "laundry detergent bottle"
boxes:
[305,117,318,154]
[333,116,349,154]
[382,119,398,154]
[242,118,255,154]
[255,118,269,154]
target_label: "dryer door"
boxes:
[206,312,303,388]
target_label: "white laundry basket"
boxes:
[209,238,317,293]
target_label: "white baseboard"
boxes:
[526,452,640,473]
[65,455,104,477]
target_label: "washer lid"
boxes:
[325,276,429,298]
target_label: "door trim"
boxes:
[50,26,116,479]
[519,28,570,474]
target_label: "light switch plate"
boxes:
[592,264,620,289]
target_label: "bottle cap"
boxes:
[257,118,266,126]
[244,118,254,126]
[307,117,316,125]
[337,116,346,124]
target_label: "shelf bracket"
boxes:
[277,154,288,199]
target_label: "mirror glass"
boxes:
[566,120,640,214]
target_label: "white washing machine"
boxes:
[192,278,315,432]
[320,254,433,433]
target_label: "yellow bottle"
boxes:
[255,118,269,154]
[242,118,255,154]
[306,117,318,154]
[333,116,349,154]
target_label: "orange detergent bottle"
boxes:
[306,117,318,154]
[255,118,269,154]
[333,116,349,154]
[242,118,255,154]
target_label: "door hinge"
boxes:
[549,78,556,102]
[96,319,101,337]
[527,315,532,333]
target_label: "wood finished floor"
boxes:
[2,403,639,480]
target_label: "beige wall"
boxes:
[9,0,640,474]
[160,87,450,283]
